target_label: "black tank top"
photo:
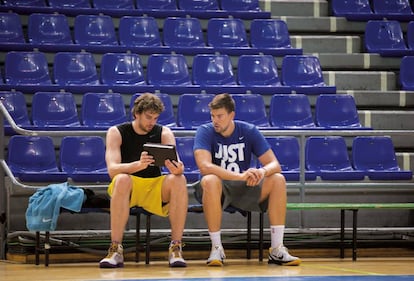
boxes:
[117,122,163,178]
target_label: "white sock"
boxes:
[209,230,222,248]
[270,225,285,249]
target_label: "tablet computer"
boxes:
[143,143,178,167]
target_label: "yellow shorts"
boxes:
[107,175,169,217]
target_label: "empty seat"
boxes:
[331,0,374,20]
[7,135,67,182]
[207,18,248,48]
[48,0,91,8]
[406,21,414,50]
[130,93,176,127]
[119,16,161,47]
[136,0,177,10]
[315,94,368,129]
[0,12,25,43]
[237,54,281,87]
[176,137,199,182]
[31,91,81,129]
[0,91,31,134]
[53,52,99,85]
[266,136,316,181]
[147,54,191,86]
[5,51,52,85]
[100,53,146,85]
[306,136,365,181]
[60,136,110,182]
[177,93,214,128]
[352,136,413,180]
[74,15,118,46]
[232,94,270,127]
[92,0,135,9]
[178,0,219,10]
[192,54,236,86]
[3,0,46,6]
[372,0,414,18]
[364,20,408,57]
[28,13,73,45]
[163,17,205,48]
[399,55,414,90]
[82,92,127,129]
[269,94,316,129]
[250,19,292,49]
[220,0,260,11]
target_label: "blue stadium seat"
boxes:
[0,12,25,43]
[100,53,146,85]
[177,93,214,129]
[163,17,205,48]
[250,19,295,50]
[207,18,248,48]
[192,54,236,86]
[81,92,127,130]
[147,54,192,86]
[74,15,118,46]
[372,0,414,21]
[399,55,414,90]
[31,91,81,130]
[176,137,200,182]
[331,0,374,20]
[220,0,261,11]
[266,136,316,181]
[48,0,91,8]
[364,20,410,57]
[237,54,281,87]
[53,52,99,86]
[352,136,413,180]
[306,136,365,181]
[130,93,176,127]
[178,0,219,10]
[281,55,336,94]
[119,16,161,48]
[5,51,52,85]
[0,91,32,134]
[406,21,414,50]
[7,135,68,182]
[3,0,46,6]
[92,0,135,9]
[269,94,316,129]
[28,13,73,45]
[231,93,270,127]
[136,0,177,10]
[60,136,110,182]
[315,94,370,129]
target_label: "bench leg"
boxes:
[340,210,345,258]
[246,211,251,259]
[35,231,40,265]
[135,214,140,263]
[259,212,264,262]
[44,231,50,267]
[145,215,151,264]
[352,209,358,261]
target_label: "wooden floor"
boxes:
[1,257,414,281]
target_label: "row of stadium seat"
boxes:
[0,13,299,56]
[0,52,335,95]
[1,91,369,134]
[6,134,412,183]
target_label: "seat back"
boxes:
[3,0,46,6]
[281,55,325,86]
[28,13,73,44]
[119,16,161,47]
[399,55,414,90]
[100,53,146,85]
[5,51,52,85]
[92,0,135,9]
[306,136,353,171]
[82,92,127,128]
[147,54,191,86]
[178,0,219,10]
[163,17,205,47]
[232,94,269,127]
[74,15,118,46]
[207,18,248,47]
[269,94,315,128]
[177,93,214,128]
[53,52,99,85]
[364,20,407,53]
[266,137,300,171]
[406,21,414,50]
[31,91,80,128]
[250,19,292,48]
[220,0,260,11]
[192,54,236,86]
[315,94,362,128]
[331,0,372,15]
[0,91,31,126]
[130,93,176,126]
[136,0,177,10]
[176,137,198,173]
[372,0,413,15]
[237,54,280,86]
[0,12,25,43]
[48,0,90,7]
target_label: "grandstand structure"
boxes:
[0,0,413,263]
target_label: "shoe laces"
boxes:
[170,242,184,258]
[105,244,121,258]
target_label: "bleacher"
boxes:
[0,0,414,264]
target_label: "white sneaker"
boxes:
[268,245,301,266]
[99,244,124,268]
[169,242,187,267]
[207,245,226,266]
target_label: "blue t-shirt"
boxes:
[193,120,270,173]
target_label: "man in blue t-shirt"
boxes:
[193,93,301,266]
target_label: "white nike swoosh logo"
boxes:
[42,218,52,223]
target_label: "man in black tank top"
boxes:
[99,93,188,268]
